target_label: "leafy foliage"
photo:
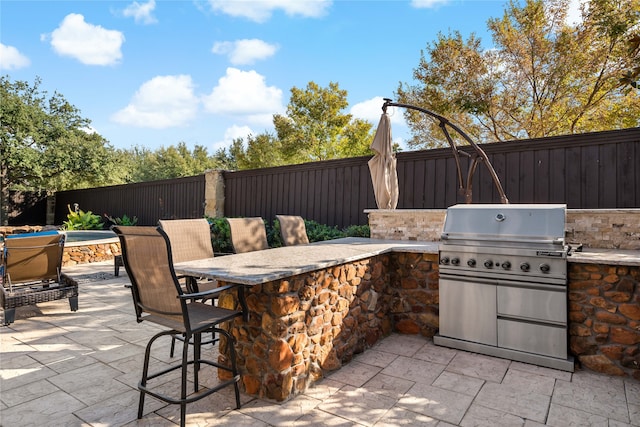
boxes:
[207,216,233,254]
[275,82,374,162]
[104,213,138,226]
[207,216,370,251]
[62,205,104,230]
[231,82,375,169]
[397,0,640,148]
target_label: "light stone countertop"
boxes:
[174,238,639,286]
[567,248,640,266]
[174,237,439,286]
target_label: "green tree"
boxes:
[229,133,286,170]
[274,81,374,162]
[1,76,121,224]
[397,0,640,149]
[124,142,228,182]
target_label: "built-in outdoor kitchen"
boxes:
[368,207,640,380]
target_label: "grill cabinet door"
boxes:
[438,276,497,346]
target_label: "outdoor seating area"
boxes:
[1,259,637,426]
[1,230,78,326]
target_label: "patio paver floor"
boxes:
[1,260,638,427]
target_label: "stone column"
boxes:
[204,169,225,218]
[46,194,56,225]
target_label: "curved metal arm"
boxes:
[383,98,508,204]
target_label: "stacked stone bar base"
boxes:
[221,251,638,402]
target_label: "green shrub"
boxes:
[207,216,370,252]
[207,216,233,254]
[104,213,138,226]
[342,224,370,238]
[62,205,104,230]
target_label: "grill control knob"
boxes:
[440,256,450,265]
[501,261,511,270]
[451,257,460,266]
[467,259,476,267]
[539,263,551,273]
[520,262,530,272]
[484,260,494,268]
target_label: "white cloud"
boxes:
[111,75,199,128]
[207,0,331,23]
[202,68,284,125]
[212,39,278,65]
[0,43,30,70]
[352,97,409,150]
[351,96,407,126]
[212,124,254,151]
[123,0,157,25]
[410,0,451,9]
[47,13,124,66]
[565,0,587,26]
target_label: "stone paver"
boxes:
[0,260,637,426]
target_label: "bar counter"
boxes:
[174,237,440,285]
[173,238,639,399]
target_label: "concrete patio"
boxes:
[1,260,638,426]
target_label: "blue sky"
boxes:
[1,0,582,153]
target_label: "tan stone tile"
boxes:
[445,351,510,383]
[74,388,165,426]
[0,390,86,425]
[502,368,556,396]
[238,395,321,425]
[0,377,59,407]
[302,378,344,400]
[413,341,458,365]
[397,381,474,425]
[294,408,360,426]
[0,359,57,392]
[475,382,550,423]
[380,355,445,384]
[353,348,398,368]
[509,360,573,381]
[318,385,397,426]
[48,361,133,405]
[28,348,98,374]
[372,333,429,357]
[552,378,630,424]
[460,403,525,427]
[363,372,414,399]
[327,360,382,387]
[375,407,440,426]
[432,370,484,397]
[546,402,609,426]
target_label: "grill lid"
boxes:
[441,204,566,246]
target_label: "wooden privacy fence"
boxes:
[40,127,640,228]
[54,175,205,226]
[224,128,640,228]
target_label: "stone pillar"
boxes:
[204,169,225,218]
[46,194,56,225]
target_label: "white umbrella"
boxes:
[368,113,399,209]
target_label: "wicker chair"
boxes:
[1,231,78,325]
[226,217,269,253]
[113,226,245,426]
[276,215,310,246]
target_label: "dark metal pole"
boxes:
[382,98,509,204]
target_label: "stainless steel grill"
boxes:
[434,204,574,372]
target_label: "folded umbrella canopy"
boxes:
[368,112,398,209]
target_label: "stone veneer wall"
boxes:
[367,208,640,250]
[568,263,640,380]
[62,242,121,266]
[219,252,441,401]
